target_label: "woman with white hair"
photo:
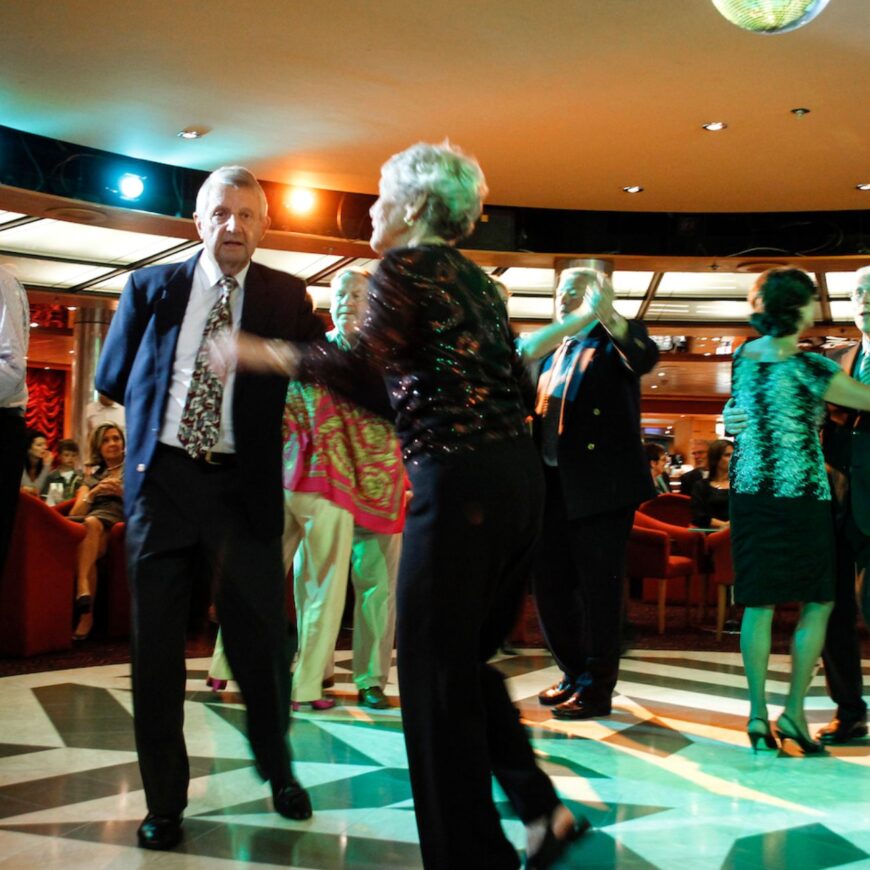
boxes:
[225,141,587,869]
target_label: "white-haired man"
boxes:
[96,166,324,850]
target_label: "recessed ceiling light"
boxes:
[177,127,208,140]
[856,183,870,192]
[30,321,38,328]
[651,384,659,389]
[66,305,77,311]
[790,107,811,117]
[622,185,644,194]
[287,187,316,215]
[702,121,728,132]
[657,371,667,377]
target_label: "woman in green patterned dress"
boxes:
[731,268,870,754]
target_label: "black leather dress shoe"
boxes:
[538,678,576,707]
[137,812,183,850]
[273,781,313,820]
[816,716,868,744]
[551,693,611,720]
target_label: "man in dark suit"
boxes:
[96,166,325,850]
[679,439,710,495]
[529,269,658,719]
[724,266,869,744]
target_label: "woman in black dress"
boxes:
[690,439,732,529]
[226,142,587,869]
[730,268,870,753]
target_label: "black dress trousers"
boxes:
[396,436,559,870]
[125,445,293,816]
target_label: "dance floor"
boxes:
[0,649,867,869]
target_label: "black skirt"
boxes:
[730,492,835,606]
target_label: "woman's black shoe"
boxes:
[525,813,590,869]
[746,716,778,752]
[775,713,825,755]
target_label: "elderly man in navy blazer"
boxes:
[96,166,324,850]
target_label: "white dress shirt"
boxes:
[159,252,247,452]
[0,267,29,409]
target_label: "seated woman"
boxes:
[690,438,732,528]
[21,428,51,494]
[645,443,670,494]
[68,423,125,640]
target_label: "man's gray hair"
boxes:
[379,141,488,243]
[195,166,268,218]
[558,268,601,290]
[855,265,870,287]
[330,267,371,291]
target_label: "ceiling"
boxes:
[1,0,869,213]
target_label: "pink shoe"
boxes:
[292,698,336,712]
[206,677,228,692]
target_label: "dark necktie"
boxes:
[177,275,237,458]
[539,338,578,465]
[860,350,870,385]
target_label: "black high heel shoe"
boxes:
[525,809,591,869]
[746,716,778,752]
[775,713,825,755]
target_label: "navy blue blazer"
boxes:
[533,321,659,520]
[95,252,324,539]
[821,342,870,535]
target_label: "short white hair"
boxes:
[855,266,870,287]
[195,166,268,218]
[379,141,488,243]
[329,268,370,320]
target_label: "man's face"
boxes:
[331,273,368,340]
[690,444,708,468]
[556,276,593,322]
[852,274,870,338]
[194,184,269,276]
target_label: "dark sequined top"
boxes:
[298,245,532,460]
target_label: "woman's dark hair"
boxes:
[89,423,125,468]
[24,428,48,476]
[707,439,733,482]
[644,442,666,464]
[748,268,815,337]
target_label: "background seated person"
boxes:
[41,438,84,503]
[68,423,125,640]
[690,438,732,529]
[645,443,670,494]
[21,428,52,494]
[679,438,710,495]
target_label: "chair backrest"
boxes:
[638,493,693,528]
[706,527,733,585]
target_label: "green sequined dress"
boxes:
[730,347,841,605]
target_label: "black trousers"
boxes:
[397,437,558,870]
[822,506,869,721]
[534,465,635,697]
[0,413,26,576]
[125,445,294,816]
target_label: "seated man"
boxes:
[679,439,710,495]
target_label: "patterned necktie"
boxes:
[177,275,237,458]
[860,350,870,385]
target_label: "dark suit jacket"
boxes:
[95,252,324,539]
[679,467,706,496]
[534,321,659,520]
[821,342,870,535]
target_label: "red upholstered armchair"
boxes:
[628,511,705,634]
[54,499,130,640]
[0,491,87,656]
[637,493,693,528]
[705,527,734,641]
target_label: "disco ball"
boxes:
[711,0,832,33]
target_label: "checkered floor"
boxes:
[0,650,867,869]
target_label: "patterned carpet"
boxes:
[0,649,868,869]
